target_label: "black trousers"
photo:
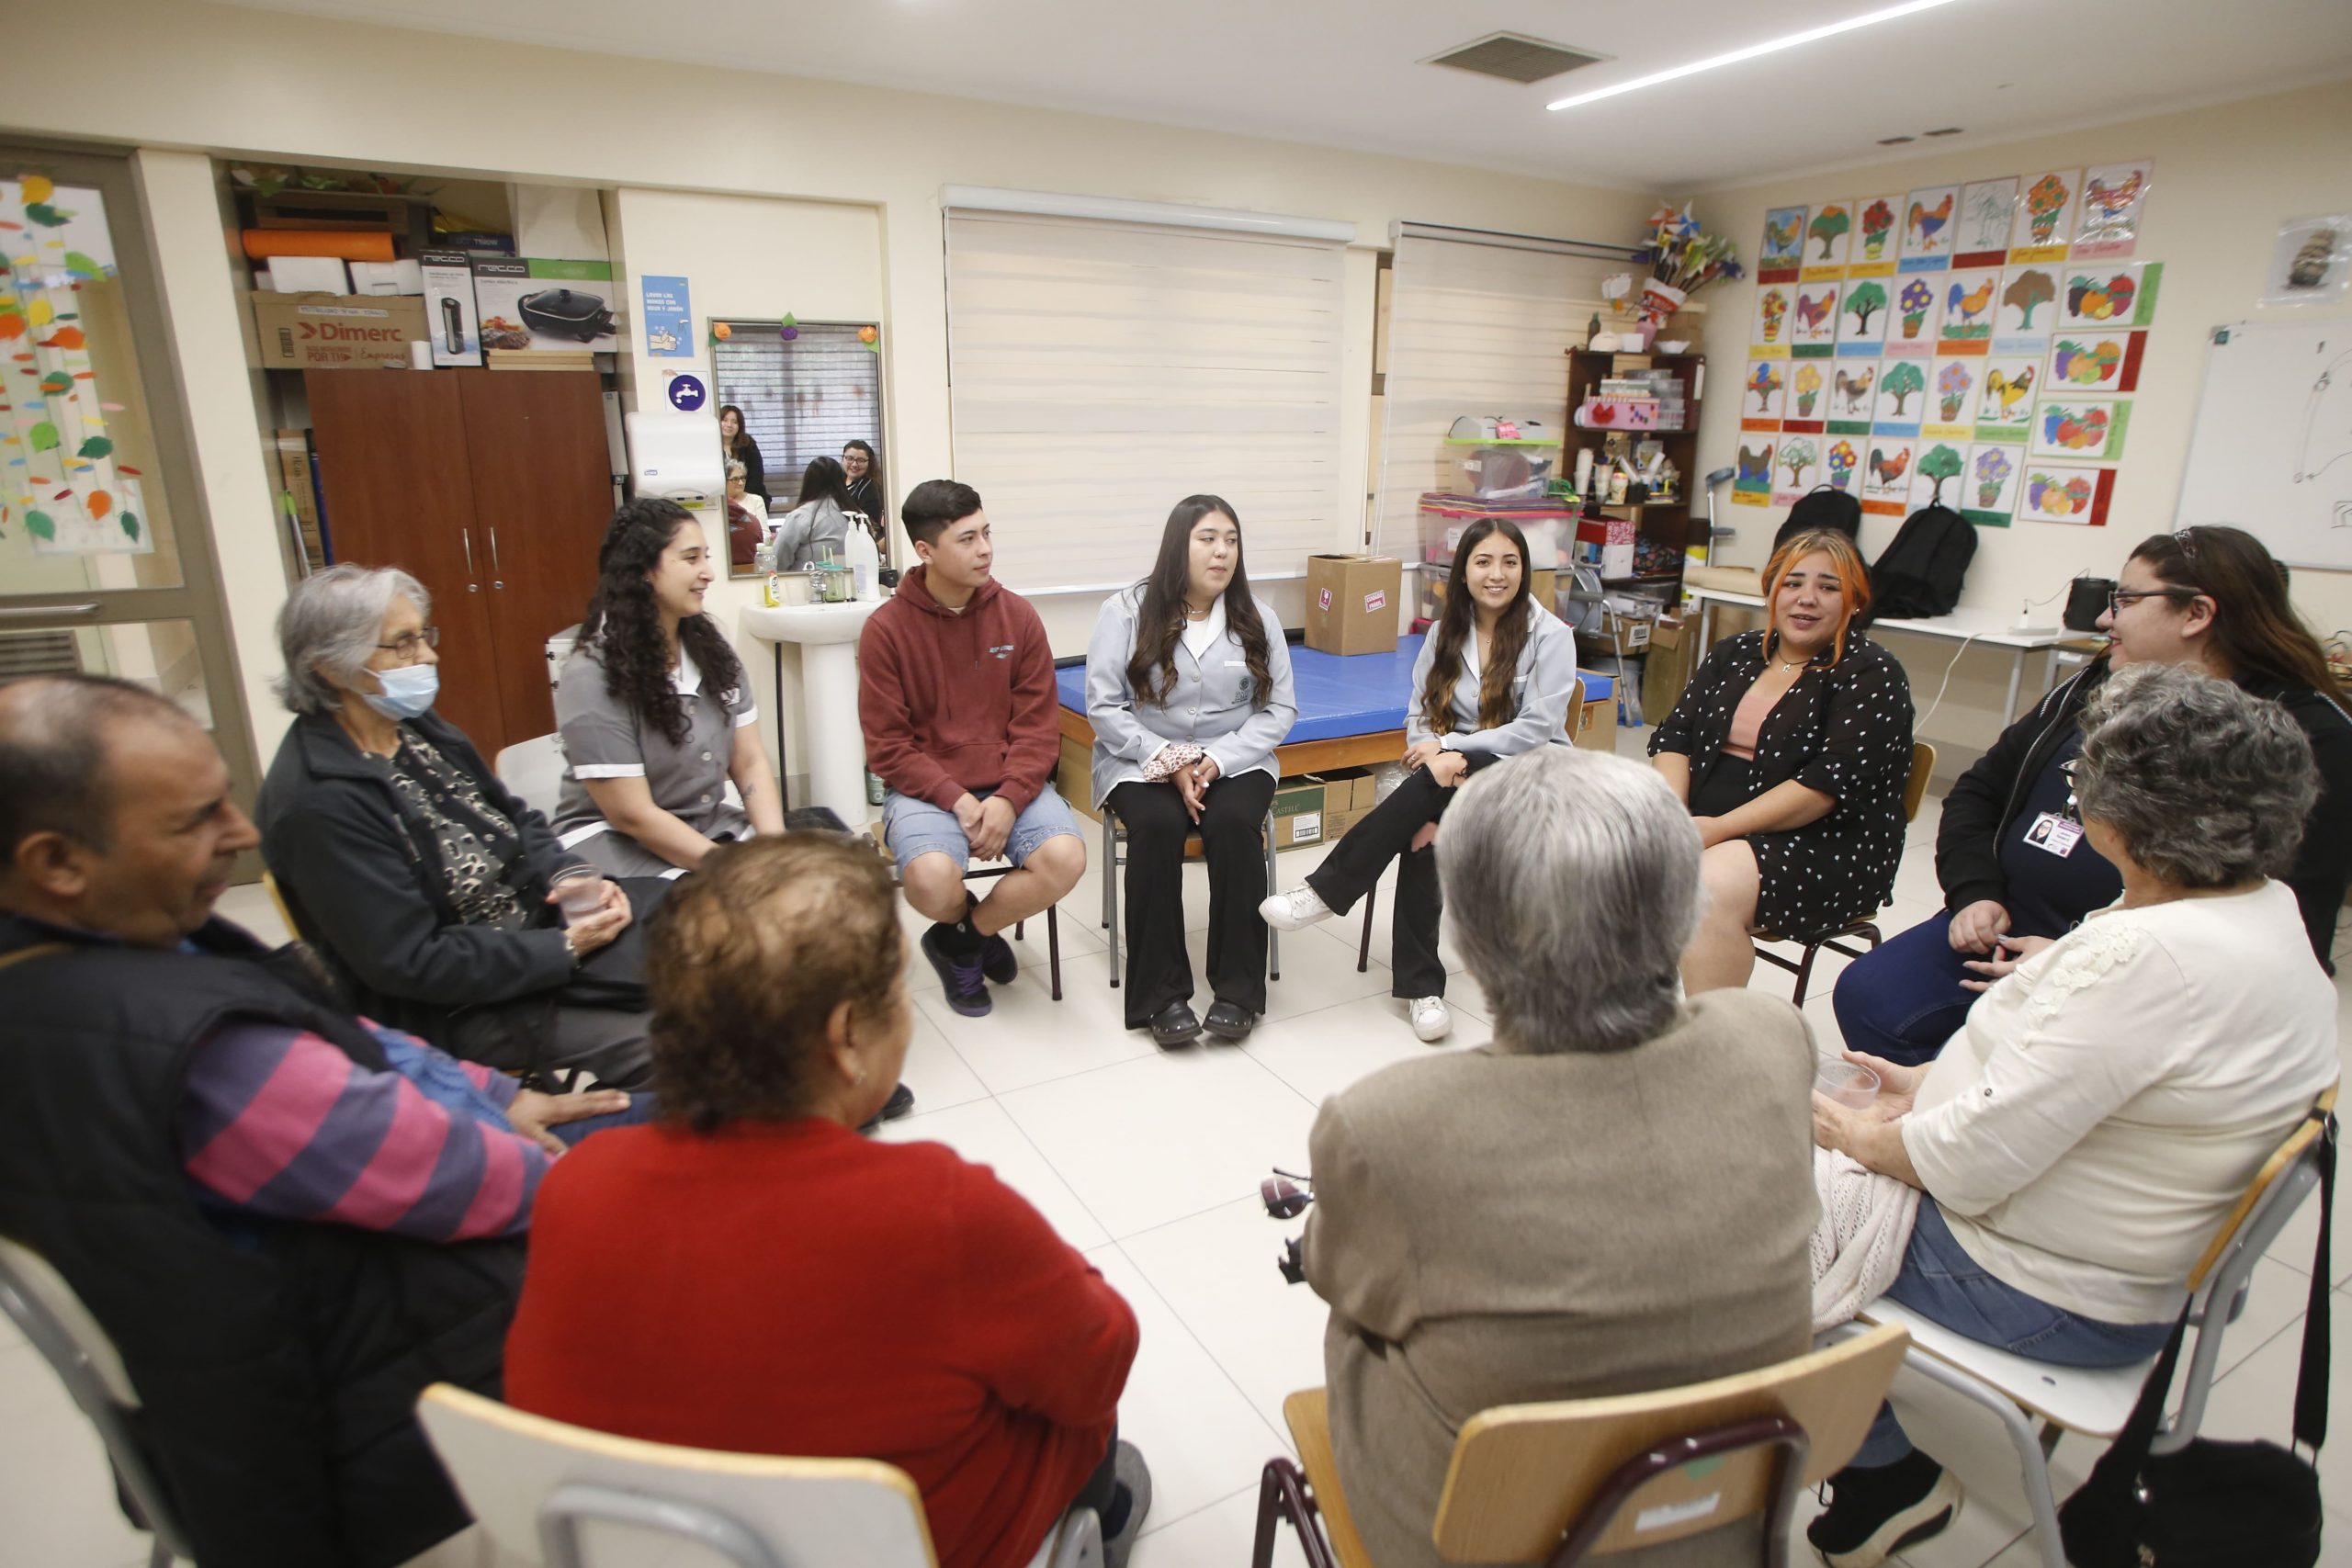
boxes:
[1306,750,1498,999]
[1107,771,1277,1028]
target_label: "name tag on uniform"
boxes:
[2024,812,2084,857]
[1225,659,1247,667]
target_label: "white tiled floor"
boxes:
[9,729,2352,1568]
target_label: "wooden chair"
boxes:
[261,868,302,942]
[1752,739,1936,1005]
[0,1236,189,1568]
[1099,804,1281,987]
[1253,1322,1910,1568]
[416,1382,1102,1568]
[1826,1086,2337,1568]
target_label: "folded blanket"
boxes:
[1810,1147,1921,1332]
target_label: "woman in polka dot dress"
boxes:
[1650,529,1916,992]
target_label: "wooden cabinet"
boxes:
[1563,349,1707,594]
[307,370,612,756]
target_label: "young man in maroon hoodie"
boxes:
[859,480,1085,1015]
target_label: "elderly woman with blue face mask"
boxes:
[256,564,657,1090]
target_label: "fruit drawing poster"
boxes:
[2058,261,2163,331]
[1962,443,2024,527]
[1954,178,2018,266]
[2016,461,2114,526]
[2012,170,2081,263]
[2073,162,2153,259]
[2030,396,2132,461]
[1900,186,1960,272]
[2044,331,2146,394]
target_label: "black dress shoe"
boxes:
[1203,999,1256,1043]
[859,1082,916,1134]
[1148,1001,1203,1048]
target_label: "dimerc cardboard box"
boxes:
[1573,670,1619,752]
[1271,779,1329,850]
[1303,554,1403,656]
[420,249,482,367]
[470,257,620,354]
[248,292,426,370]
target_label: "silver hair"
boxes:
[1439,747,1701,1053]
[2075,661,2318,887]
[273,563,431,716]
[726,459,747,480]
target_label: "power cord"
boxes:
[1914,631,1984,732]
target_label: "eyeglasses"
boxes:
[2106,587,2199,615]
[376,626,441,662]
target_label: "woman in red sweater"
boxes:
[504,834,1148,1568]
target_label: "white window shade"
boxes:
[1372,235,1621,564]
[944,207,1349,592]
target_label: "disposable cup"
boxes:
[549,867,605,921]
[1814,1059,1881,1111]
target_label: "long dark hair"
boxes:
[2131,526,2340,695]
[582,497,744,747]
[718,403,752,460]
[795,455,852,512]
[1125,494,1274,710]
[1421,519,1532,733]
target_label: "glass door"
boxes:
[1,142,262,843]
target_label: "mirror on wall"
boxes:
[712,320,888,578]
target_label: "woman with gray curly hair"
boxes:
[1300,747,1819,1568]
[1804,661,2340,1567]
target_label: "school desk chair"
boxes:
[1752,739,1937,1005]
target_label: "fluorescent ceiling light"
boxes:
[1546,0,1964,110]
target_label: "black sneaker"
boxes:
[1203,998,1256,1043]
[921,926,991,1017]
[980,931,1019,986]
[1806,1453,1959,1567]
[858,1082,916,1134]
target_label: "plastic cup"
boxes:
[549,867,605,922]
[1814,1059,1881,1111]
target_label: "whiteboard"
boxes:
[2176,321,2352,570]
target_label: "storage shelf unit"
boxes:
[1563,348,1706,595]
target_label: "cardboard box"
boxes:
[419,250,482,367]
[470,257,620,354]
[262,256,349,294]
[1324,803,1372,842]
[1642,616,1696,725]
[1306,767,1377,813]
[1271,779,1329,850]
[1303,554,1403,656]
[1572,671,1619,752]
[270,430,325,570]
[348,259,424,296]
[248,292,426,370]
[1057,735,1101,822]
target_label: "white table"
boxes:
[1685,588,2074,724]
[740,600,884,826]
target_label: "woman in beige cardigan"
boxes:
[1300,747,1819,1568]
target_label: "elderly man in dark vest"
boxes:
[0,675,630,1568]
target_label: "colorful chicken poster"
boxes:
[1750,283,1793,358]
[1954,178,2018,267]
[1856,194,1905,267]
[1925,357,1980,440]
[1838,278,1891,354]
[1786,362,1828,433]
[1899,186,1960,272]
[1825,437,1861,496]
[2058,261,2162,330]
[2017,461,2114,525]
[2072,161,2153,260]
[1885,277,1940,358]
[1804,199,1857,275]
[1909,442,1966,513]
[1732,438,1777,506]
[1759,206,1807,280]
[1872,359,1928,435]
[1935,267,2002,355]
[1962,443,2023,527]
[1994,262,2062,341]
[1974,355,2041,442]
[2044,330,2145,393]
[2030,396,2131,461]
[1826,359,1881,435]
[1860,438,1917,516]
[1789,280,1840,355]
[1743,359,1788,428]
[2012,170,2081,263]
[1772,434,1825,509]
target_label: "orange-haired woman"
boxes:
[1651,530,1915,991]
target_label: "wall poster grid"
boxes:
[1739,164,2159,530]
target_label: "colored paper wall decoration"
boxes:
[1772,435,1823,508]
[1744,359,1788,424]
[1909,442,1965,511]
[2073,161,2153,259]
[1839,279,1891,351]
[1996,263,2061,338]
[1955,177,2019,265]
[2029,396,2132,461]
[1927,357,1979,437]
[1874,359,1928,427]
[1759,206,1807,276]
[2044,330,2145,392]
[1790,281,1840,354]
[1828,359,1881,434]
[1751,285,1792,351]
[2058,261,2163,330]
[1975,355,2041,441]
[1806,201,1856,268]
[1962,442,2023,526]
[1826,439,1860,494]
[1900,186,1960,270]
[2012,170,2081,262]
[2017,461,2114,525]
[1857,195,1903,265]
[1860,438,1916,514]
[1938,267,2002,349]
[1889,277,1940,354]
[1732,438,1777,505]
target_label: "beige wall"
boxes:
[1690,80,2352,760]
[23,0,1657,775]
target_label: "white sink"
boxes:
[740,599,881,647]
[740,600,887,825]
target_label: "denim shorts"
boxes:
[881,784,1080,876]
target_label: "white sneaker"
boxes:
[1259,886,1333,931]
[1409,996,1452,1043]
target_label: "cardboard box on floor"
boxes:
[248,291,426,370]
[1272,778,1329,850]
[1304,554,1402,655]
[1572,671,1618,751]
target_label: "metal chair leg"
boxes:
[1105,810,1122,989]
[1357,897,1374,974]
[1789,939,1822,1006]
[1264,811,1280,984]
[1046,904,1062,1001]
[1881,1339,2072,1568]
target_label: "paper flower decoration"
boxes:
[711,321,731,341]
[857,324,877,344]
[778,312,800,342]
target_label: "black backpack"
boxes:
[1774,485,1860,553]
[1871,501,1976,618]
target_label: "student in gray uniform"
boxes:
[552,498,787,879]
[769,455,855,570]
[1086,495,1298,1047]
[1261,519,1577,1043]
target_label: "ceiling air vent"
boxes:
[1426,33,1604,86]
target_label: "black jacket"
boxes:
[0,913,520,1567]
[256,711,580,1045]
[1935,658,2352,964]
[730,433,768,504]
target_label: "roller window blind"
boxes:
[944,209,1348,592]
[1371,236,1617,563]
[713,321,882,503]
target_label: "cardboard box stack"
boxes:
[1303,554,1403,656]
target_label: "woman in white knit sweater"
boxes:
[1806,662,2339,1568]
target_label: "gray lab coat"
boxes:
[1406,600,1580,754]
[1083,586,1297,808]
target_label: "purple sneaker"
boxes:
[922,926,992,1017]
